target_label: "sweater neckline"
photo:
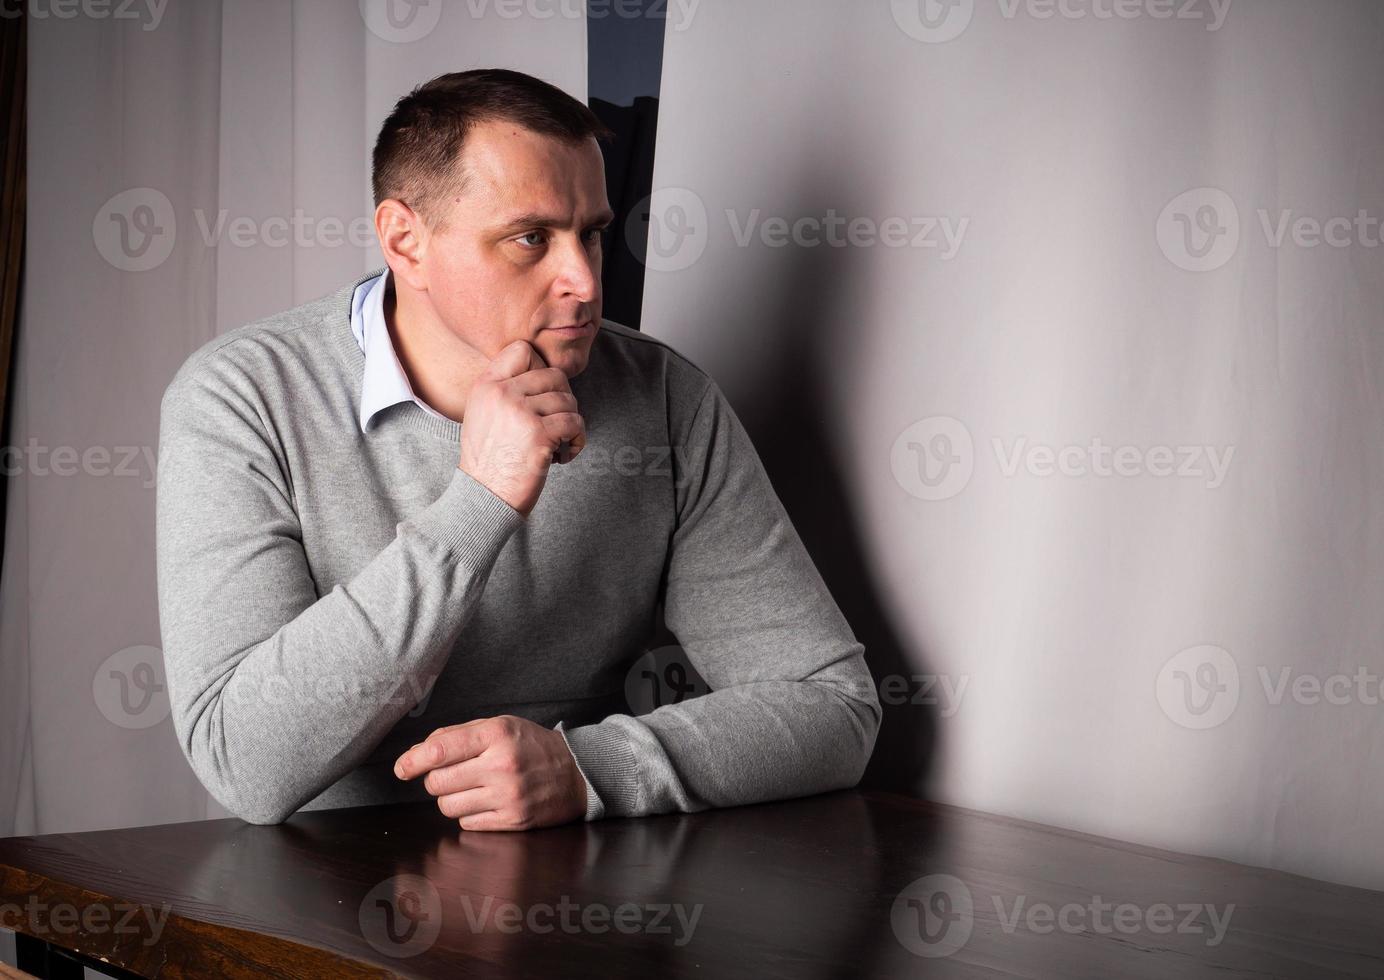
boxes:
[325,267,465,442]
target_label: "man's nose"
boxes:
[553,235,600,303]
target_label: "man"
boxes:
[155,68,880,830]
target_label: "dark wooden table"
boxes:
[2,789,1382,978]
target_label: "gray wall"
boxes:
[642,0,1384,890]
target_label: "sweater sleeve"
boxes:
[559,379,882,820]
[155,368,524,825]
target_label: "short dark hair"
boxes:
[371,68,614,231]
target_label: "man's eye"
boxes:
[518,231,547,248]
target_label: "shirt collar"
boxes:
[350,268,449,434]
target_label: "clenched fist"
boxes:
[393,715,587,831]
[458,340,586,518]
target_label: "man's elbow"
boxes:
[847,695,881,787]
[223,793,297,826]
[196,757,299,825]
[823,674,882,789]
[178,716,300,825]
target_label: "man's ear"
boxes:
[376,198,428,290]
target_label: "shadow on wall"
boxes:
[726,203,938,800]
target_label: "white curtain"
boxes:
[1,0,587,836]
[644,0,1384,890]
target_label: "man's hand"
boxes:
[393,715,587,831]
[458,340,586,518]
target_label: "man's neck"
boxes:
[384,274,488,425]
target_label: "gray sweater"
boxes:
[155,268,881,825]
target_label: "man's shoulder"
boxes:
[163,278,358,404]
[589,318,716,406]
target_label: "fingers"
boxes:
[526,392,587,462]
[524,390,579,417]
[421,755,486,798]
[507,365,572,398]
[540,412,586,459]
[458,810,511,832]
[436,786,498,821]
[401,714,585,831]
[394,721,491,779]
[478,340,540,383]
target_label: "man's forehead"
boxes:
[455,126,608,224]
[462,122,602,186]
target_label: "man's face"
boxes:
[418,118,612,378]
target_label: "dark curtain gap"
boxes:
[587,0,664,330]
[592,95,659,331]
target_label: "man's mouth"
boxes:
[542,320,595,338]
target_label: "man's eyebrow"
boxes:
[491,209,616,235]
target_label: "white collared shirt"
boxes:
[350,269,451,434]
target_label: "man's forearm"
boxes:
[560,645,880,820]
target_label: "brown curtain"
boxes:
[0,7,23,562]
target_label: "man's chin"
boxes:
[535,334,596,378]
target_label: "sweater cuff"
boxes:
[554,720,605,821]
[400,466,524,568]
[557,720,642,819]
